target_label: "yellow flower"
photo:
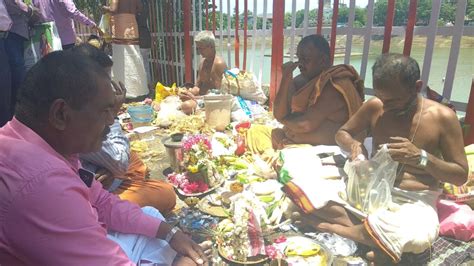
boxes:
[187,165,199,173]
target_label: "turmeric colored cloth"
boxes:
[114,151,177,214]
[110,13,139,44]
[245,124,274,155]
[245,65,364,155]
[291,64,365,116]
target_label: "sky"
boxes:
[218,0,370,15]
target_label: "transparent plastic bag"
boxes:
[99,13,112,43]
[344,145,399,214]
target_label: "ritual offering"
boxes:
[268,236,333,266]
[167,134,223,196]
[216,192,269,264]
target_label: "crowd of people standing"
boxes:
[0,0,152,127]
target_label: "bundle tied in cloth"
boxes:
[222,69,267,103]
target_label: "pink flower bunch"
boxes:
[182,134,212,152]
[167,172,209,194]
[182,180,209,194]
[265,244,285,260]
[167,172,189,187]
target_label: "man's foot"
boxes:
[365,250,395,265]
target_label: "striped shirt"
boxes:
[80,119,130,179]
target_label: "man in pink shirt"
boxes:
[0,51,207,265]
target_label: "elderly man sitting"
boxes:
[245,34,364,157]
[290,53,468,263]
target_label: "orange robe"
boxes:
[291,64,365,116]
[113,151,177,214]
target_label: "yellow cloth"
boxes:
[291,64,365,117]
[245,124,273,155]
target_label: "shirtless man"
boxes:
[192,31,227,95]
[304,53,468,263]
[179,31,227,114]
[272,34,364,148]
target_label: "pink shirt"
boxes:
[0,118,162,265]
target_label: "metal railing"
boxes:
[75,0,473,112]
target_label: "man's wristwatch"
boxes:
[418,149,428,168]
[165,227,180,243]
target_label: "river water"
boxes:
[220,43,473,105]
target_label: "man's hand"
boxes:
[112,80,127,115]
[169,231,207,265]
[350,141,368,161]
[95,168,115,190]
[386,136,422,166]
[179,90,196,101]
[272,128,293,150]
[92,25,104,37]
[281,61,299,77]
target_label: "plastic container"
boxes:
[127,105,154,127]
[204,94,232,131]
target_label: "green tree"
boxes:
[468,0,474,19]
[75,0,102,21]
[416,0,432,25]
[373,0,410,26]
[295,9,305,27]
[338,6,349,24]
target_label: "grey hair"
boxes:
[372,53,420,90]
[195,31,215,47]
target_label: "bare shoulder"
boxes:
[362,97,383,113]
[424,98,458,124]
[214,56,227,69]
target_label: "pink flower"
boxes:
[196,180,209,192]
[183,182,199,194]
[265,245,278,259]
[274,235,287,244]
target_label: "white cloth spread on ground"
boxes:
[108,206,176,265]
[112,44,148,98]
[281,145,442,262]
[281,146,347,213]
[365,188,441,262]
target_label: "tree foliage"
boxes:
[75,0,103,22]
[373,0,474,26]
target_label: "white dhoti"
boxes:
[112,44,148,98]
[108,206,176,265]
[365,188,440,262]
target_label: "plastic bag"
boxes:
[221,69,267,104]
[344,145,399,214]
[437,199,474,241]
[154,82,177,103]
[24,22,63,70]
[99,13,112,43]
